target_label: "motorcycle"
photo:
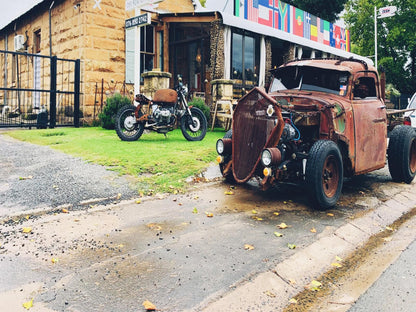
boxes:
[115,82,207,141]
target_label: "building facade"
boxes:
[0,0,370,123]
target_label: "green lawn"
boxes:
[5,127,225,194]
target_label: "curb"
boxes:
[198,188,416,311]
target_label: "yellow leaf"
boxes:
[278,222,288,229]
[289,298,298,304]
[287,243,296,249]
[116,193,122,199]
[136,200,142,204]
[264,290,276,298]
[62,208,69,213]
[25,215,30,220]
[274,232,283,237]
[310,227,317,233]
[273,212,280,216]
[331,262,342,268]
[192,207,198,214]
[206,212,214,218]
[142,300,156,311]
[252,209,258,214]
[289,279,297,285]
[51,258,59,264]
[335,256,343,262]
[309,280,322,291]
[252,216,263,221]
[383,236,393,242]
[22,227,32,233]
[244,244,255,250]
[327,213,334,217]
[224,191,234,195]
[283,201,288,204]
[22,298,33,310]
[193,196,199,199]
[386,226,394,231]
[173,190,178,195]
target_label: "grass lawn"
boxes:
[5,127,226,194]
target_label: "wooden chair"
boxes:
[211,99,234,131]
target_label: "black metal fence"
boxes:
[0,50,80,128]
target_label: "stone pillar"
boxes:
[141,69,172,99]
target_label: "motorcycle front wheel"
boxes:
[180,107,207,141]
[115,105,144,141]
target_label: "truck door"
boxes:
[351,72,387,174]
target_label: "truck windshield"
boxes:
[270,66,350,96]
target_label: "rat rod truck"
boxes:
[216,58,416,209]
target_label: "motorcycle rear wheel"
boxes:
[180,107,207,141]
[115,105,144,141]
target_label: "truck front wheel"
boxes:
[388,125,416,184]
[305,140,344,209]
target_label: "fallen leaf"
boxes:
[283,201,288,204]
[309,280,322,291]
[139,191,144,197]
[62,208,69,213]
[252,216,263,221]
[273,212,280,216]
[51,258,59,264]
[289,298,298,304]
[147,223,162,231]
[278,222,288,229]
[289,279,297,285]
[287,243,296,249]
[19,176,33,180]
[74,219,80,222]
[25,215,30,220]
[224,191,234,195]
[252,209,258,214]
[264,290,276,298]
[136,200,142,204]
[193,196,199,200]
[335,256,343,262]
[142,300,156,311]
[327,213,334,217]
[205,212,214,218]
[383,236,393,242]
[310,228,317,233]
[386,226,394,231]
[274,232,283,237]
[22,298,33,310]
[331,262,342,268]
[116,193,122,199]
[244,244,255,250]
[192,207,198,214]
[22,227,32,234]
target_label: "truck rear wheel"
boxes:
[305,140,343,209]
[388,125,416,184]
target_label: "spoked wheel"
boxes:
[305,140,343,209]
[180,107,207,141]
[115,105,144,141]
[388,125,416,183]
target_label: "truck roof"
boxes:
[276,58,376,73]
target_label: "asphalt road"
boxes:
[0,132,415,312]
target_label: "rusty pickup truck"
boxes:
[216,58,416,209]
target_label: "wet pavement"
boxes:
[0,133,415,311]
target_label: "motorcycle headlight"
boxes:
[261,149,272,167]
[216,138,232,156]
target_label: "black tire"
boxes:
[305,140,343,209]
[115,105,144,141]
[180,107,207,141]
[387,125,416,184]
[219,129,235,183]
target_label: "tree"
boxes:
[344,0,416,94]
[286,0,348,22]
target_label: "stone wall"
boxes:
[210,19,225,80]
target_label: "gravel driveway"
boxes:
[0,133,138,217]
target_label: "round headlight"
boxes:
[216,139,225,155]
[261,149,272,167]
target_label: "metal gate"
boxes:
[0,50,80,128]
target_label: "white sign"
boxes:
[378,6,397,18]
[125,0,162,11]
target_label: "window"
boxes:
[354,77,377,99]
[231,31,259,91]
[140,25,154,82]
[34,29,41,53]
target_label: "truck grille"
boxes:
[232,88,277,182]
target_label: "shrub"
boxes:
[99,93,132,129]
[188,97,210,121]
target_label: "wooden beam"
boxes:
[161,16,216,23]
